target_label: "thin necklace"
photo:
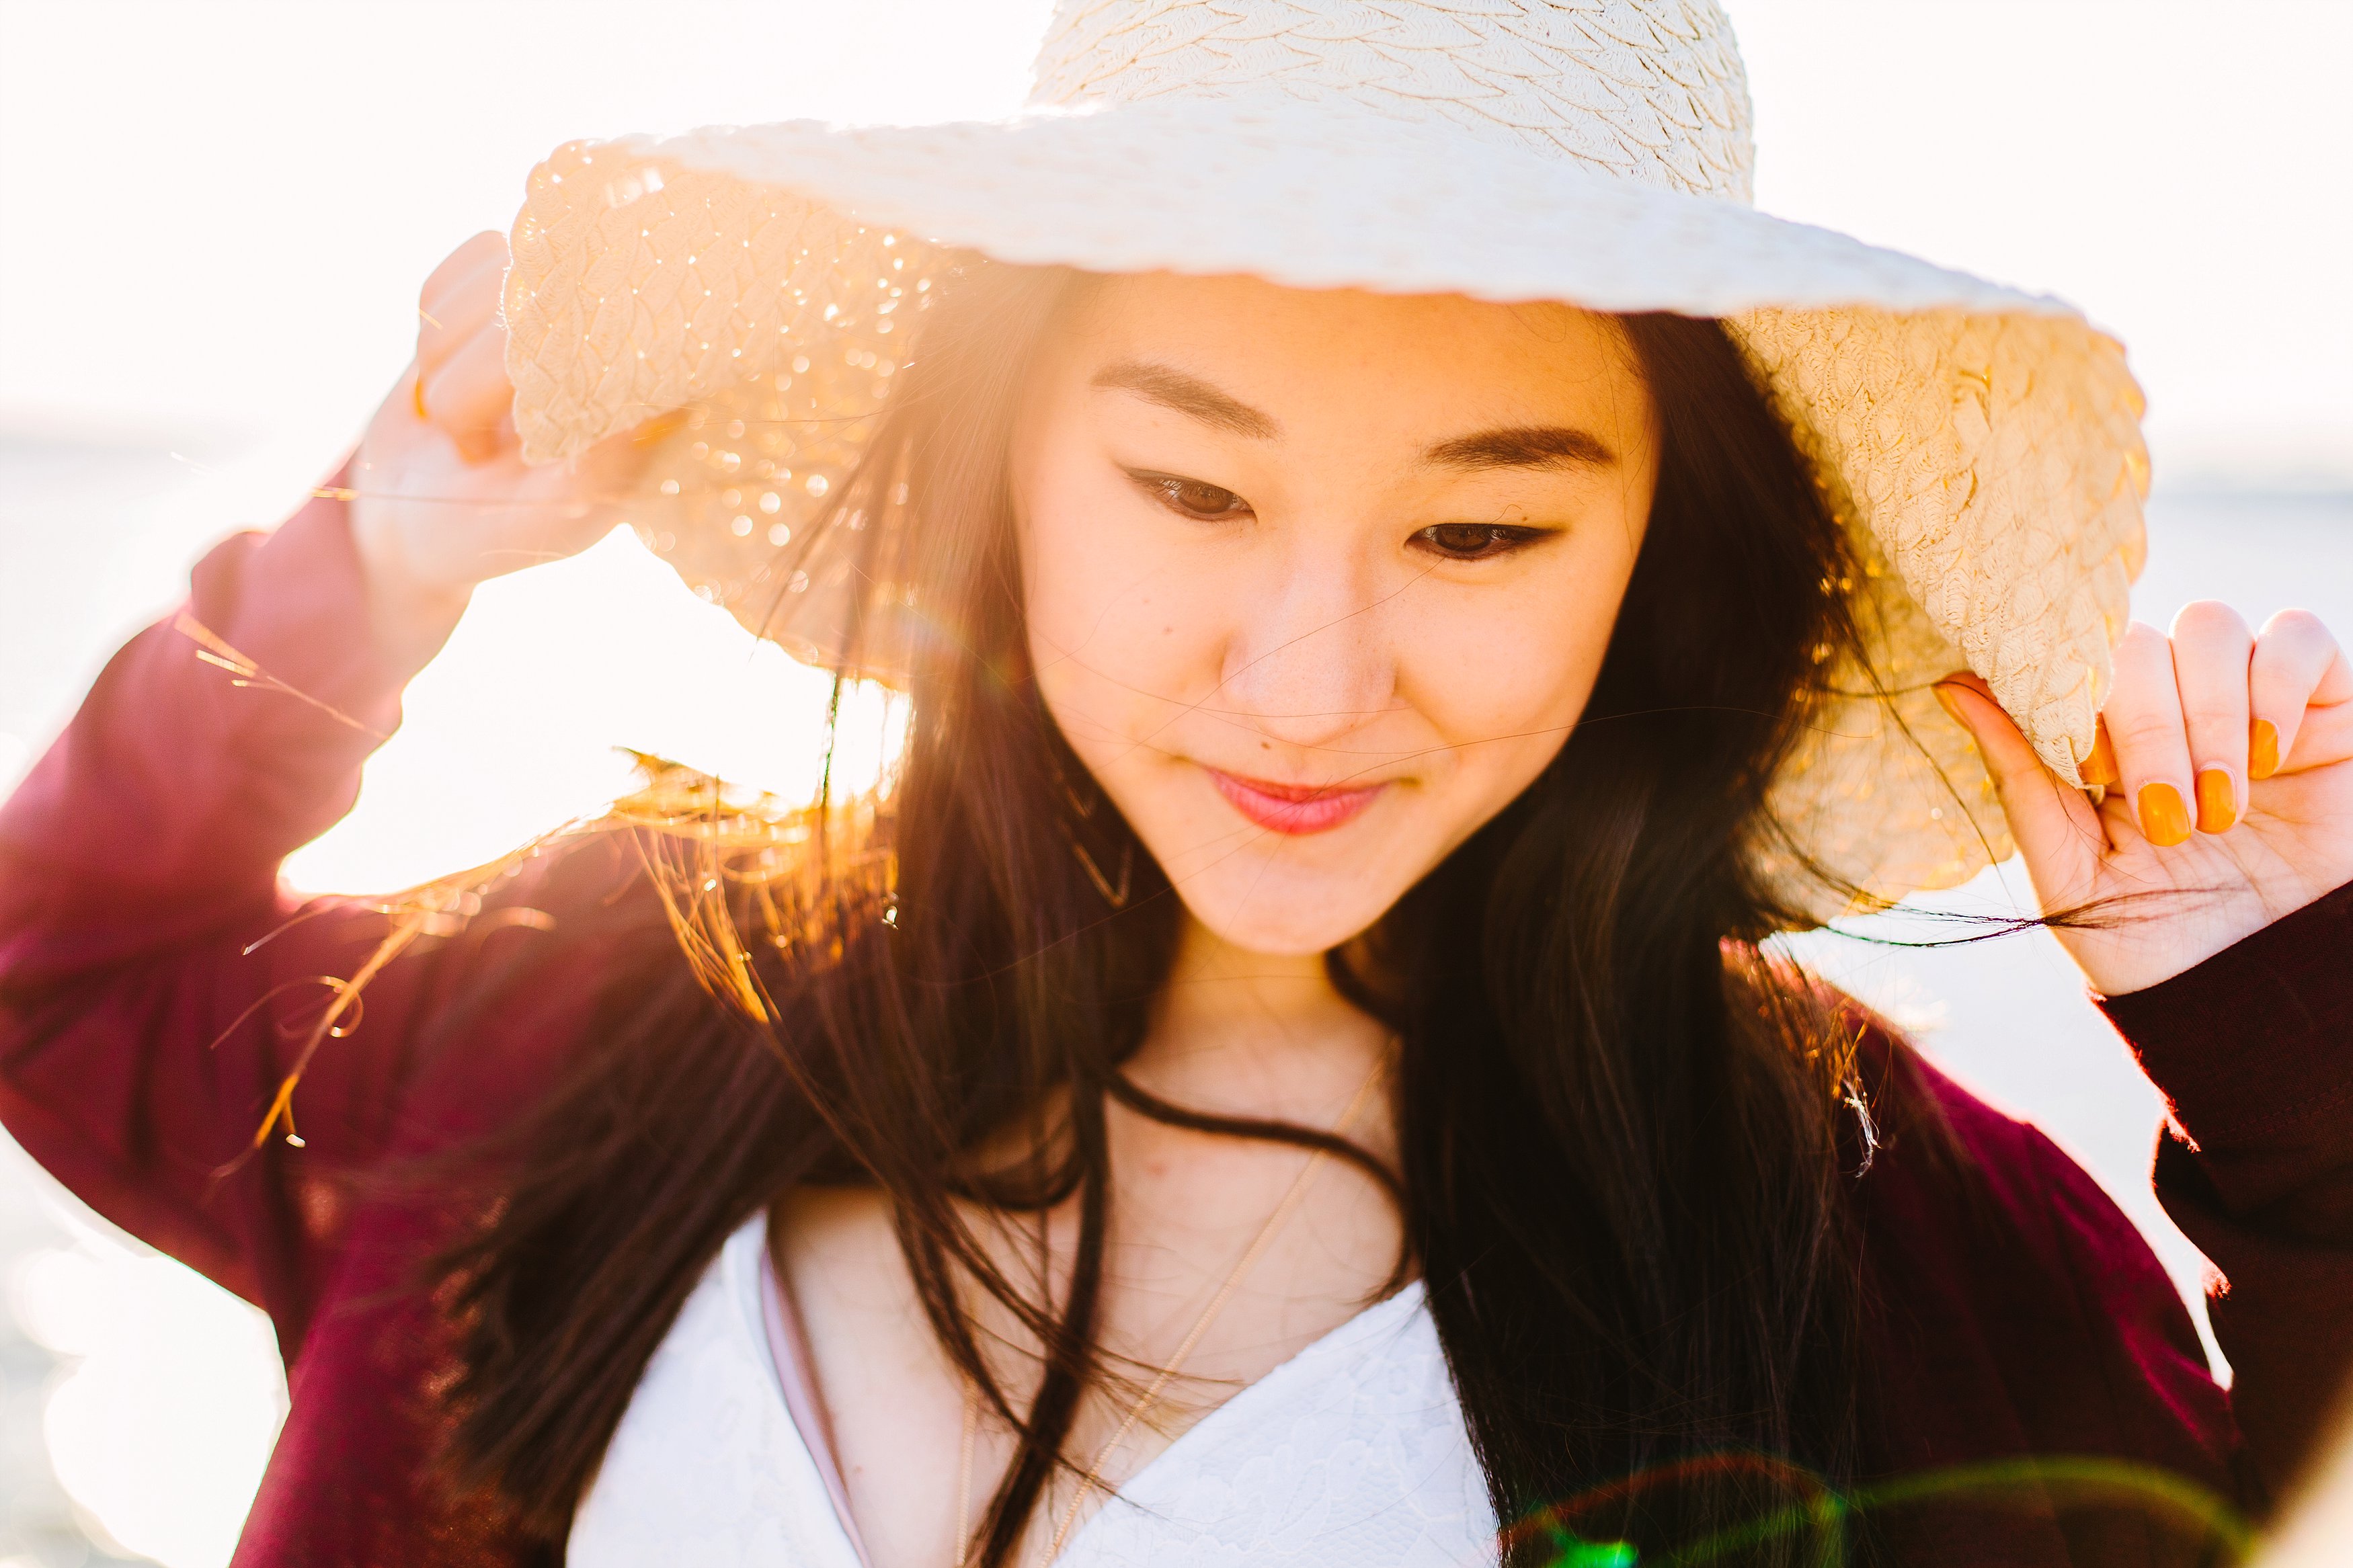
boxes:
[951,1058,1390,1567]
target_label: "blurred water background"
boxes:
[1,1,2347,1562]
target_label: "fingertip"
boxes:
[2249,717,2282,780]
[1936,672,2023,742]
[2079,722,2118,786]
[629,408,692,448]
[1932,670,1995,721]
[2137,781,2193,848]
[1933,674,2058,798]
[2193,766,2239,833]
[1937,669,1993,699]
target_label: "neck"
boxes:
[1131,916,1392,1119]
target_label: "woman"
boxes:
[3,3,2349,1565]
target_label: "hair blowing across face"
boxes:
[430,263,1880,1567]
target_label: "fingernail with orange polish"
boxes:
[2137,781,2192,848]
[1932,682,1966,725]
[2081,723,2119,786]
[2249,719,2281,780]
[2194,768,2237,834]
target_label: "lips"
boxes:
[1204,767,1386,835]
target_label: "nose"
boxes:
[1216,547,1396,755]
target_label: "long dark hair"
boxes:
[431,263,1877,1564]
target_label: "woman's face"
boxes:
[1012,274,1659,956]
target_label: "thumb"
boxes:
[513,407,686,522]
[1933,672,2105,876]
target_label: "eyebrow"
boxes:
[1092,360,1279,440]
[1092,360,1617,473]
[1423,425,1618,471]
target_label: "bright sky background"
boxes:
[0,5,2346,1565]
[1,0,2346,481]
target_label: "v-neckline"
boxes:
[752,1225,1427,1568]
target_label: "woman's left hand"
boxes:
[1936,602,2353,997]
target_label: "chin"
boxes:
[1170,855,1403,957]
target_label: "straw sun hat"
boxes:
[500,0,2148,922]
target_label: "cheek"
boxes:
[1406,569,1625,794]
[1019,456,1224,745]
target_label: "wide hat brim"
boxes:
[502,93,2148,923]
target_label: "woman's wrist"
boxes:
[349,507,475,677]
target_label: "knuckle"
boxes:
[2113,620,2171,667]
[2108,620,2174,667]
[2108,708,2184,752]
[2262,606,2330,646]
[2170,599,2248,643]
[2179,704,2245,745]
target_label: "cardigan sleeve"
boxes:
[0,489,645,1355]
[2100,880,2353,1507]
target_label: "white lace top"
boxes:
[569,1215,1499,1566]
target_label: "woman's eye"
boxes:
[1135,472,1250,520]
[1413,522,1544,561]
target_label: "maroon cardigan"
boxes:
[1,493,2349,1567]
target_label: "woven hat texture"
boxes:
[502,0,2149,921]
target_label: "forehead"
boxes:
[1049,272,1646,431]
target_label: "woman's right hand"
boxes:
[350,231,670,671]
